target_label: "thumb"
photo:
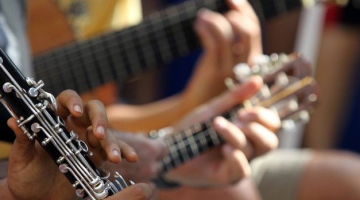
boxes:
[7,118,35,167]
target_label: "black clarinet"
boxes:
[0,48,129,199]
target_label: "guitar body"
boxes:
[27,0,74,55]
[27,0,121,105]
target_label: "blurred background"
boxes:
[23,0,360,155]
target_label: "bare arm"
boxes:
[107,94,188,132]
[107,0,262,132]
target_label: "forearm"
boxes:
[107,94,190,132]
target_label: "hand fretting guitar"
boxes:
[33,0,322,96]
[155,54,318,173]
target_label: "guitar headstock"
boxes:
[229,53,319,127]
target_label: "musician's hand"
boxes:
[183,0,261,110]
[56,90,138,166]
[5,90,136,200]
[163,77,280,187]
[104,132,168,183]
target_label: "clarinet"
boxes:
[0,48,130,199]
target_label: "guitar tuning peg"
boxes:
[259,85,271,99]
[279,53,290,63]
[233,63,251,81]
[297,110,310,123]
[252,54,270,65]
[275,72,290,87]
[224,78,237,90]
[270,53,279,62]
[281,119,296,129]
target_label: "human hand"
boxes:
[5,90,136,200]
[163,77,280,187]
[183,0,262,110]
[104,132,168,183]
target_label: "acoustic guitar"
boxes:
[31,0,310,98]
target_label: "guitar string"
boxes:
[34,0,297,94]
[34,0,300,94]
[33,0,222,93]
[34,0,298,73]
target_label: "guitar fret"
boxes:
[76,43,100,91]
[101,32,124,80]
[120,33,143,75]
[114,33,134,77]
[160,11,179,63]
[33,0,304,95]
[60,46,78,91]
[168,142,182,167]
[132,28,150,72]
[133,25,157,70]
[105,37,129,80]
[91,37,114,83]
[53,53,68,94]
[152,13,174,64]
[185,128,199,157]
[42,55,60,93]
[195,129,210,152]
[68,45,90,93]
[166,6,189,55]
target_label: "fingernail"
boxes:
[97,126,105,136]
[73,104,82,114]
[112,149,120,158]
[215,117,228,129]
[231,0,246,5]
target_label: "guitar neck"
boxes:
[33,0,303,96]
[161,108,239,172]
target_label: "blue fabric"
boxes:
[162,0,201,97]
[338,47,360,152]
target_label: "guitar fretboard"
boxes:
[161,109,238,172]
[33,0,302,95]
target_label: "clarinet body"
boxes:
[0,48,128,199]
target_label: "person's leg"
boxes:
[157,178,261,200]
[250,149,312,200]
[297,151,360,200]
